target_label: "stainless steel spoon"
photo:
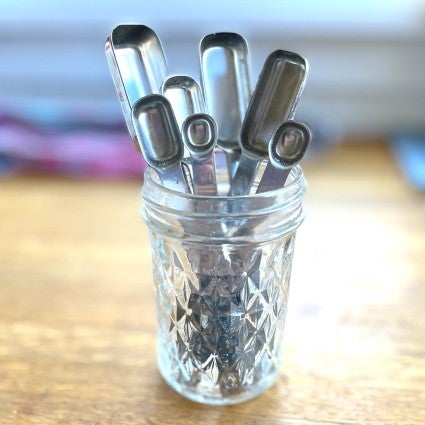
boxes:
[256,121,311,193]
[131,94,189,193]
[161,75,206,190]
[105,25,168,148]
[229,50,308,196]
[200,33,251,177]
[181,113,218,196]
[162,75,205,130]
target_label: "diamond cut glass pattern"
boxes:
[152,233,295,403]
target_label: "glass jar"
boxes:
[141,166,306,405]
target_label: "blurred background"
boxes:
[1,0,425,187]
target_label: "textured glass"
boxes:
[142,167,306,405]
[152,235,294,404]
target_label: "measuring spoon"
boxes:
[200,33,252,177]
[162,75,205,130]
[229,50,308,195]
[181,113,218,196]
[162,75,206,189]
[105,25,168,148]
[131,94,189,193]
[256,121,311,193]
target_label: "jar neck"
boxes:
[141,166,306,243]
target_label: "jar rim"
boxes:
[141,165,306,242]
[142,165,305,201]
[141,165,306,223]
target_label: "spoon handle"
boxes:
[255,166,290,194]
[189,156,218,196]
[161,163,191,192]
[227,154,260,196]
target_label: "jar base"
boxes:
[158,359,281,406]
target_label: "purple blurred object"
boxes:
[0,112,146,178]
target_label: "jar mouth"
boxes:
[142,165,306,222]
[141,165,306,243]
[142,165,305,200]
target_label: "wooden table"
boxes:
[1,142,424,424]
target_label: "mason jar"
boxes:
[141,166,306,405]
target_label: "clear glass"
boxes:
[141,166,306,405]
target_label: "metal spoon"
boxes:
[256,121,311,193]
[229,50,308,196]
[200,33,252,177]
[105,25,168,148]
[131,94,189,193]
[161,75,205,130]
[181,113,218,196]
[161,75,206,190]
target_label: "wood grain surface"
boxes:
[1,142,424,424]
